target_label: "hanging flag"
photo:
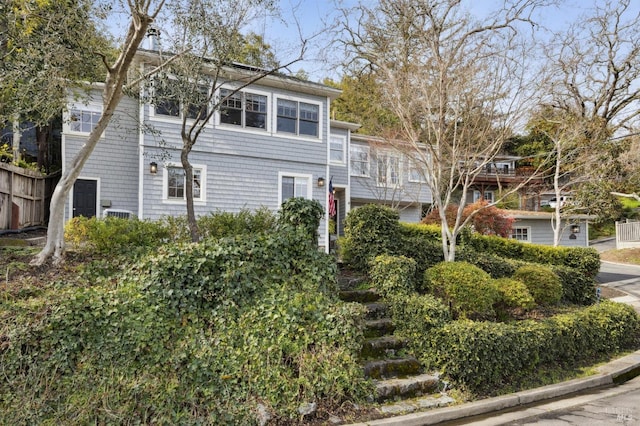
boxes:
[328,179,336,218]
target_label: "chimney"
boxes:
[146,27,160,51]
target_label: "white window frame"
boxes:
[350,145,370,177]
[408,159,427,183]
[162,163,207,204]
[330,135,346,164]
[65,101,103,136]
[149,81,211,125]
[273,96,322,140]
[278,172,312,206]
[511,226,531,242]
[217,86,271,133]
[473,190,495,203]
[376,152,402,188]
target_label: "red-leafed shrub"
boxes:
[422,200,514,237]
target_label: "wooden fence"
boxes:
[0,162,58,230]
[615,220,640,249]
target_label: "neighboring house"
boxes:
[348,133,432,223]
[466,155,545,209]
[507,210,594,247]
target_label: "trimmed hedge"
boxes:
[467,234,600,278]
[421,301,640,393]
[370,255,418,297]
[552,264,597,305]
[456,247,517,279]
[424,262,500,319]
[513,265,563,306]
[493,277,536,312]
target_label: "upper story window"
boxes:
[220,88,267,130]
[164,165,206,203]
[68,102,102,134]
[473,190,495,203]
[277,99,319,137]
[330,135,346,164]
[154,85,209,121]
[408,159,427,183]
[350,145,370,176]
[376,153,401,187]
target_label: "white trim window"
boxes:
[163,164,206,203]
[350,145,370,176]
[278,172,312,205]
[330,135,346,164]
[376,153,401,187]
[152,85,209,121]
[67,102,102,134]
[473,190,495,203]
[408,159,427,183]
[219,88,268,130]
[511,227,531,242]
[276,98,320,137]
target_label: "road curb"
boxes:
[348,350,640,426]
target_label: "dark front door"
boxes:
[73,179,97,218]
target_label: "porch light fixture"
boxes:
[317,177,325,187]
[571,224,580,233]
[150,162,158,174]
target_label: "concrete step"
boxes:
[339,289,380,303]
[363,356,422,380]
[361,335,406,359]
[378,394,455,415]
[364,318,395,338]
[375,373,442,402]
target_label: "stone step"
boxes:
[364,318,395,338]
[375,373,442,402]
[361,335,406,359]
[364,302,388,320]
[339,289,380,303]
[337,274,367,291]
[378,394,455,415]
[363,356,422,380]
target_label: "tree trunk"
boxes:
[36,124,50,172]
[181,143,200,242]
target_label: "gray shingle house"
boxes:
[61,50,433,251]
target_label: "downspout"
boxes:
[137,63,146,219]
[324,97,330,254]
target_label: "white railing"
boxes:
[616,220,640,249]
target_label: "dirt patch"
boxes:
[598,285,629,299]
[600,248,640,265]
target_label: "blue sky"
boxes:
[105,0,640,82]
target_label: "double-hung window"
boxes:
[376,153,401,187]
[350,146,370,176]
[473,190,495,203]
[154,85,209,120]
[279,173,311,205]
[219,89,267,129]
[277,99,319,137]
[165,165,205,202]
[330,136,346,164]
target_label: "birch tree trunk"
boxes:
[32,1,164,265]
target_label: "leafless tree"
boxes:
[340,0,549,261]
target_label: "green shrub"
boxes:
[341,205,402,271]
[369,255,418,297]
[132,228,337,317]
[397,230,444,275]
[513,264,563,306]
[493,277,536,312]
[198,207,277,239]
[387,293,451,354]
[552,265,597,305]
[457,247,517,278]
[278,198,324,245]
[561,247,600,278]
[1,229,371,423]
[424,262,500,319]
[65,216,170,256]
[420,301,640,393]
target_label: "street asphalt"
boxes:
[348,238,640,426]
